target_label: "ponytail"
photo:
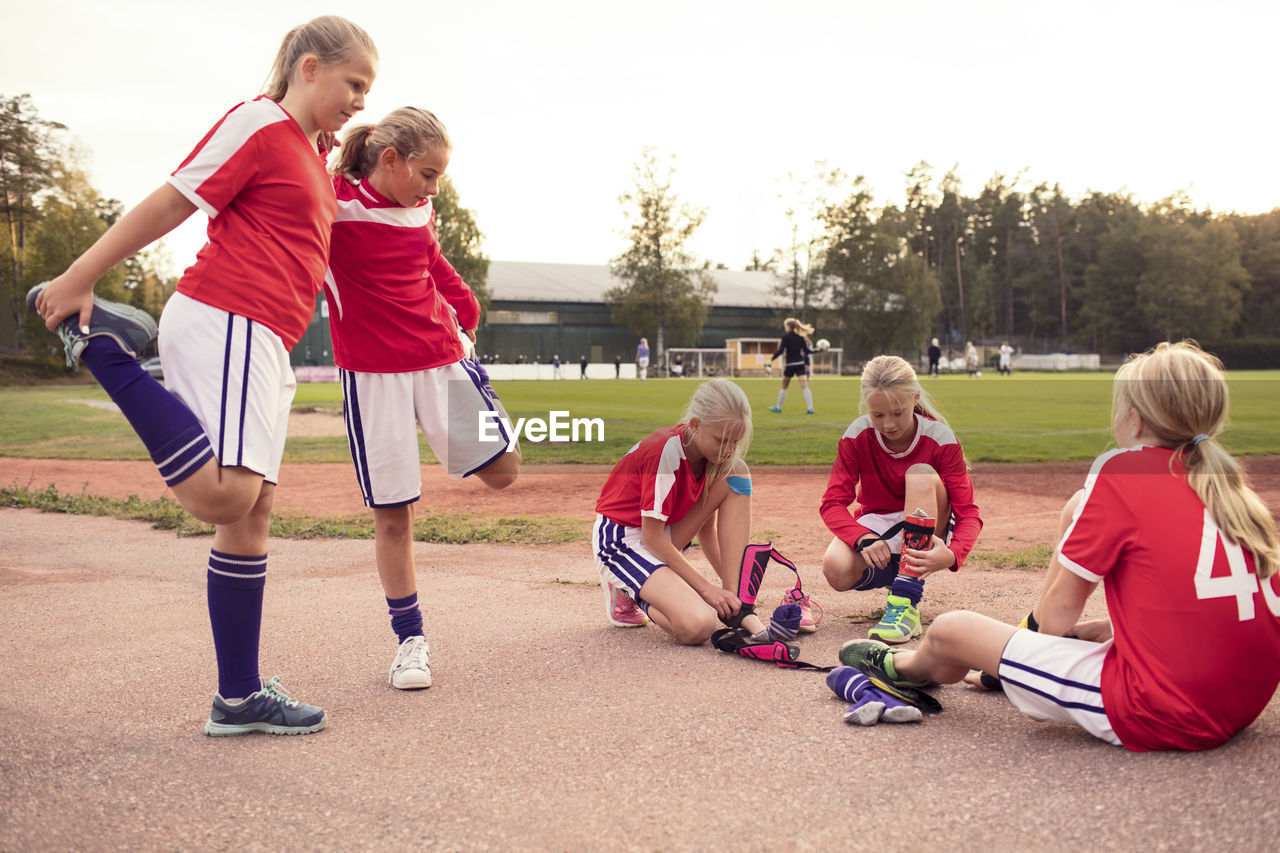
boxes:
[263,16,377,102]
[331,107,451,179]
[1115,341,1279,578]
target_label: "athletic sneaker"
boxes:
[26,282,158,368]
[806,408,815,415]
[389,635,432,689]
[768,405,782,414]
[204,676,327,736]
[782,589,821,633]
[868,594,922,644]
[603,583,648,627]
[838,638,933,689]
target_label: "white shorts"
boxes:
[998,629,1121,746]
[637,357,649,368]
[341,360,512,507]
[856,510,955,554]
[593,514,686,612]
[158,292,294,483]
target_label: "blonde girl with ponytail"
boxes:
[768,317,817,414]
[325,107,521,690]
[844,341,1280,751]
[29,15,377,737]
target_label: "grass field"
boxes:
[4,372,1279,465]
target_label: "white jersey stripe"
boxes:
[168,99,290,218]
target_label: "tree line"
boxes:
[609,153,1279,362]
[0,94,490,360]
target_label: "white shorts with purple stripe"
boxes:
[997,628,1121,746]
[158,292,293,483]
[341,360,512,507]
[594,514,678,614]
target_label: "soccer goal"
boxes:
[809,347,843,375]
[665,348,733,378]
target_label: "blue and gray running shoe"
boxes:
[26,282,158,368]
[204,676,327,737]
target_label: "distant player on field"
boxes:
[842,341,1280,750]
[326,107,521,690]
[767,317,816,415]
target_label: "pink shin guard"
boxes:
[724,544,795,628]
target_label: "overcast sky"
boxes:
[4,0,1276,274]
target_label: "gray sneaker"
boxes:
[26,282,158,368]
[389,635,432,689]
[204,676,327,736]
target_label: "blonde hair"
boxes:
[860,355,947,424]
[263,16,377,102]
[331,107,451,179]
[784,317,815,337]
[1113,340,1278,578]
[680,379,753,482]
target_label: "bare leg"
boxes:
[373,504,416,599]
[474,443,521,490]
[663,460,765,636]
[173,463,268,526]
[639,568,720,645]
[211,480,275,555]
[822,536,869,591]
[888,610,1018,685]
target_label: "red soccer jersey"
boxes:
[168,97,336,351]
[325,176,480,373]
[1058,445,1280,751]
[596,424,707,528]
[819,413,982,567]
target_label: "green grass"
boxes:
[1,482,585,545]
[3,371,1279,465]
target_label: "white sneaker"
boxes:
[389,635,432,690]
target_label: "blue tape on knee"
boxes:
[726,475,752,496]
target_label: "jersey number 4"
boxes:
[1194,508,1280,621]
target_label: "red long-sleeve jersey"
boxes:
[820,413,982,567]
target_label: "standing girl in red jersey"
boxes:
[594,379,782,644]
[326,108,520,690]
[29,16,377,736]
[820,355,982,643]
[842,341,1280,750]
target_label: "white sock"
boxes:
[776,390,787,408]
[802,387,814,410]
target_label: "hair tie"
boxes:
[1191,434,1210,447]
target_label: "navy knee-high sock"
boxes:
[80,339,214,486]
[890,572,926,606]
[387,592,424,642]
[207,550,266,700]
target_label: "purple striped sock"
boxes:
[387,592,423,641]
[80,339,214,486]
[207,550,266,700]
[890,572,925,606]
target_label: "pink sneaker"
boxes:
[782,589,821,633]
[604,584,648,627]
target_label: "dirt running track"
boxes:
[3,455,1279,851]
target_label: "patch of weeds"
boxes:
[966,544,1054,571]
[4,483,587,546]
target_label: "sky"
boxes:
[3,0,1277,275]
